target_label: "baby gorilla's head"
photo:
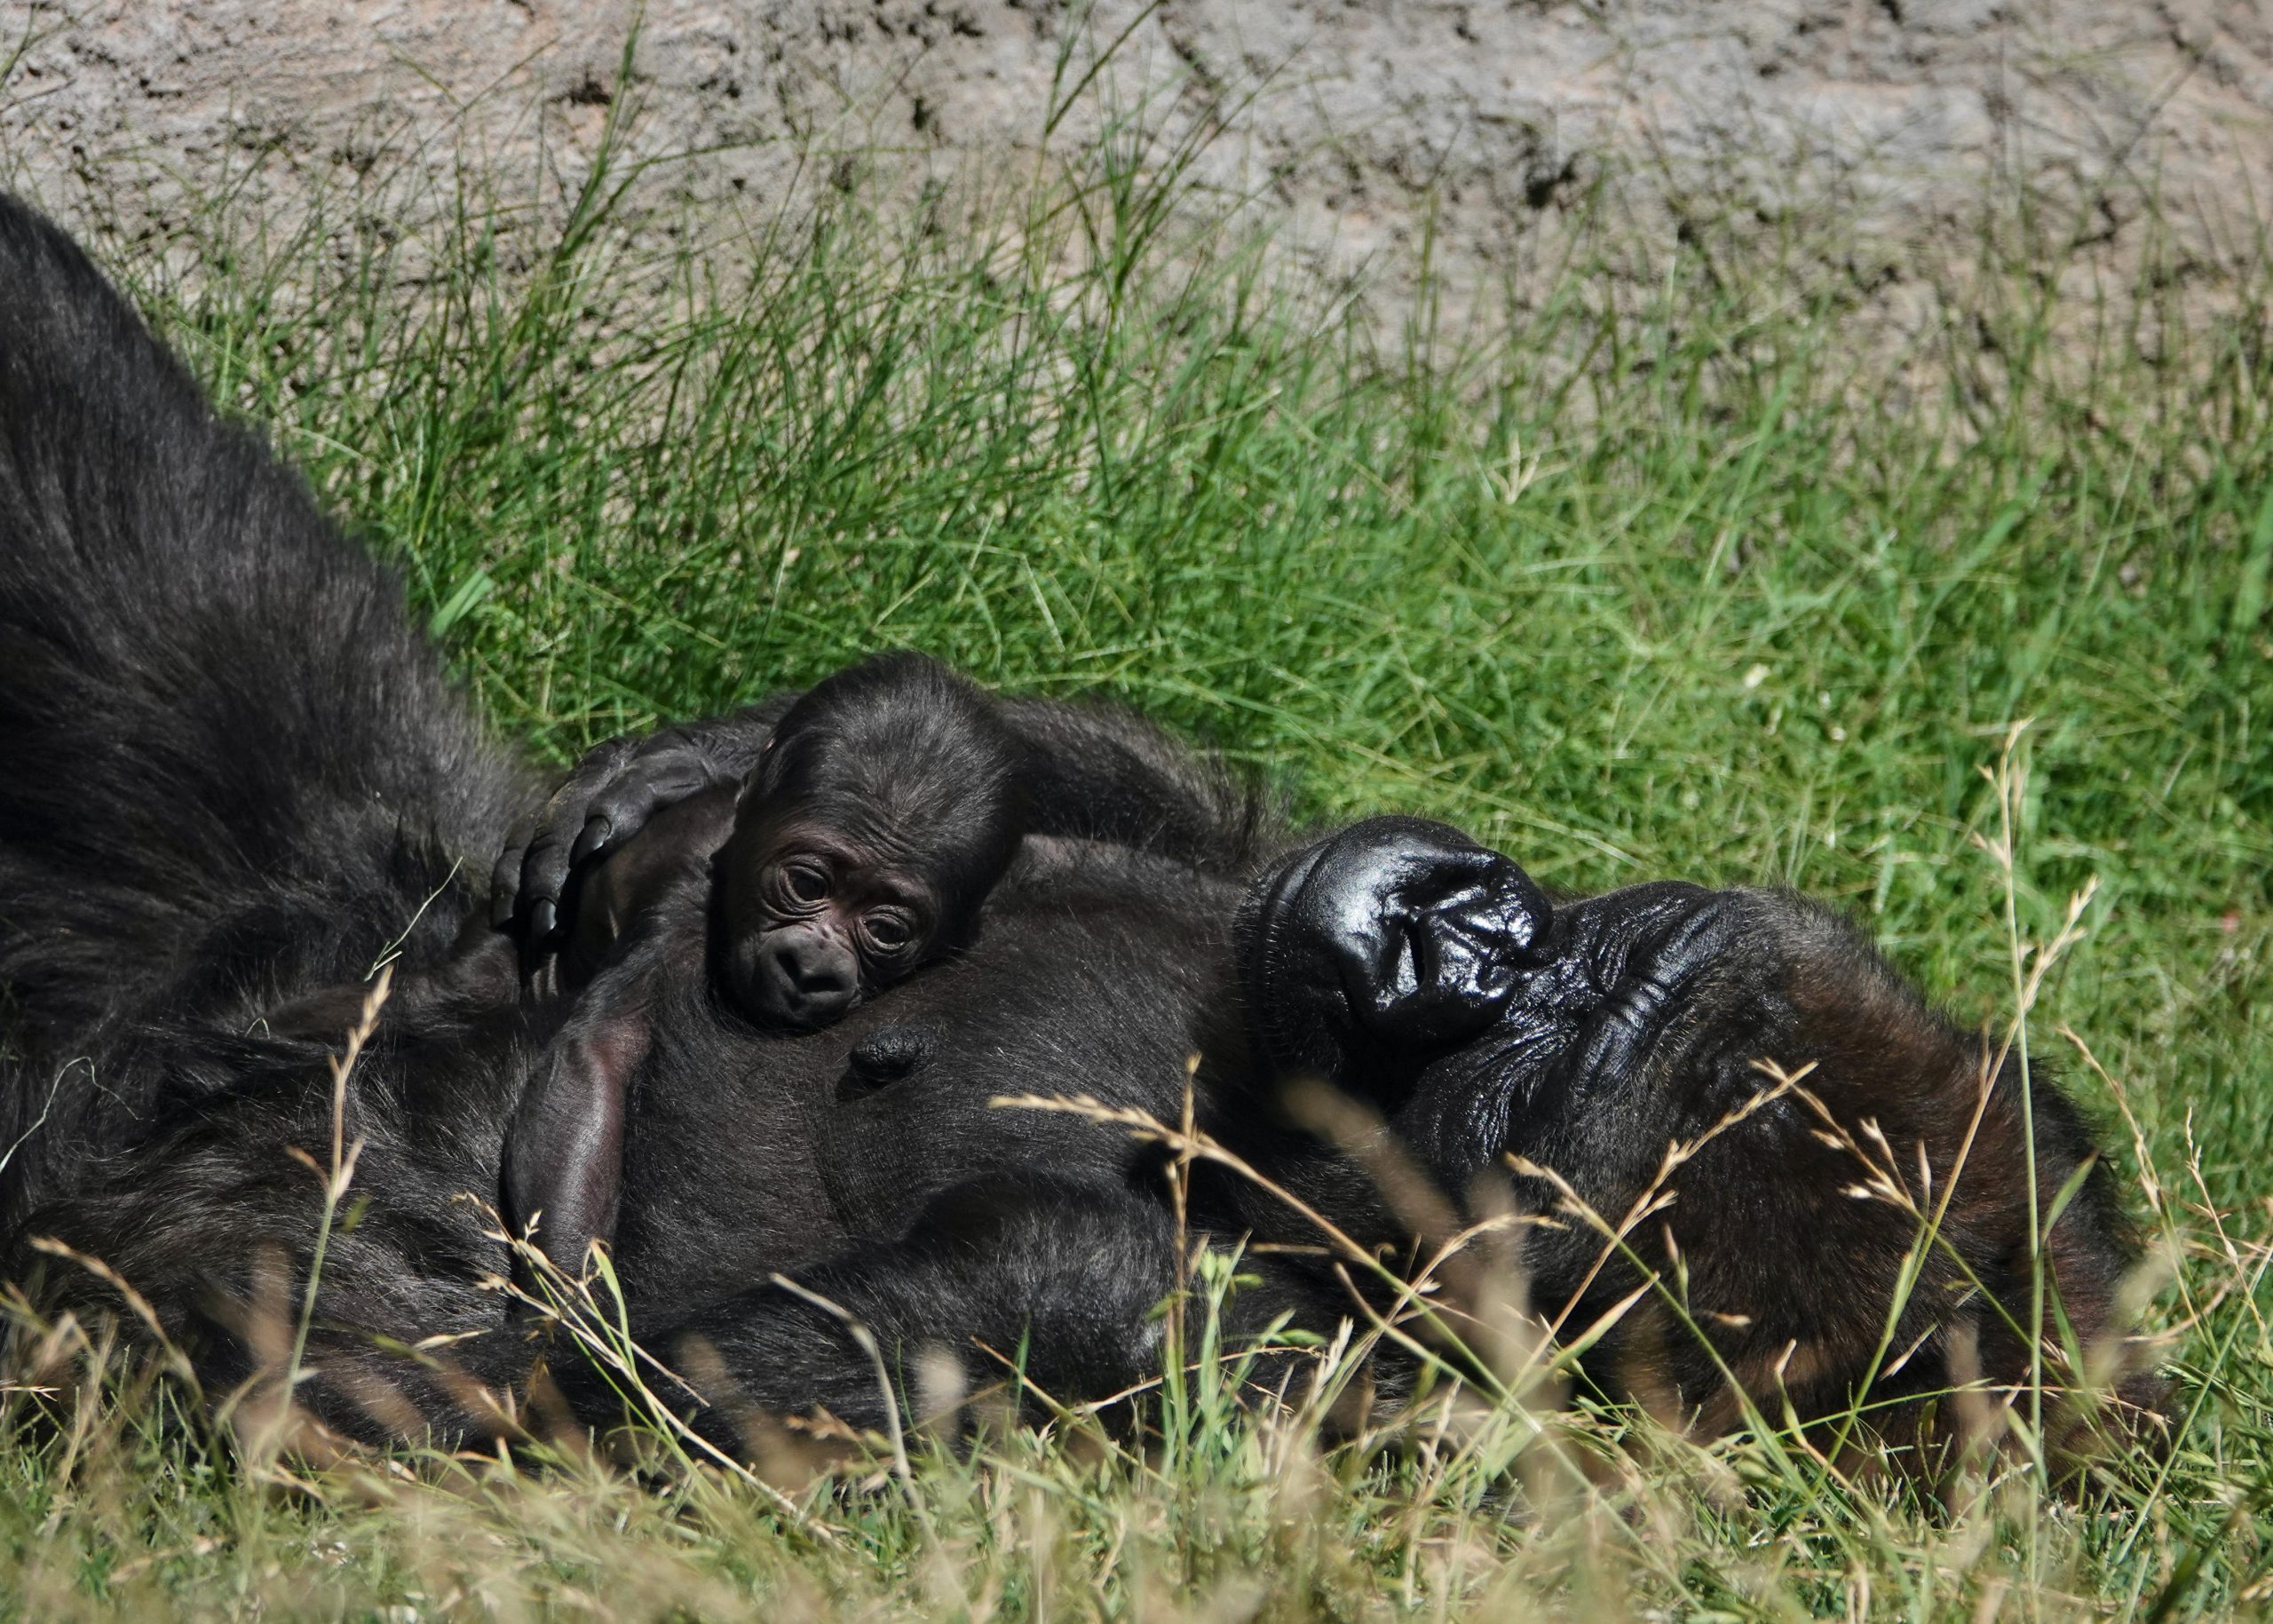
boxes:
[720,653,1024,1029]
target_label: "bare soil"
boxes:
[5,1,2270,322]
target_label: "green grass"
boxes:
[5,60,2273,1623]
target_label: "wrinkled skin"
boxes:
[0,189,2159,1481]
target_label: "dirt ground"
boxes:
[4,1,2271,323]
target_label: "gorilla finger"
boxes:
[490,846,529,926]
[491,812,543,925]
[569,813,613,867]
[581,753,725,852]
[513,741,636,901]
[543,736,637,833]
[516,827,580,939]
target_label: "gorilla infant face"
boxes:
[723,805,953,1028]
[721,654,1024,1030]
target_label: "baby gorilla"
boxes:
[721,652,1023,1028]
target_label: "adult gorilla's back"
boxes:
[0,196,577,1430]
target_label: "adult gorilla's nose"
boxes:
[1244,816,1553,1085]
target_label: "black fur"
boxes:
[0,197,527,1232]
[0,192,2158,1477]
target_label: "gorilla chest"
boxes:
[807,920,1227,1237]
[606,872,1234,1312]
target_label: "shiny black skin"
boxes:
[0,191,2155,1472]
[721,652,1024,1031]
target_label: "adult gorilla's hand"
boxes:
[492,698,794,945]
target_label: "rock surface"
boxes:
[5,0,2270,317]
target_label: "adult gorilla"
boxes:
[0,193,2154,1473]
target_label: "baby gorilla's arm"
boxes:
[996,695,1277,874]
[495,694,796,947]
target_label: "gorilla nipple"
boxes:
[841,1022,937,1098]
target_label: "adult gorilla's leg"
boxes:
[575,1175,1206,1451]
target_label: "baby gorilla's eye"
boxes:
[778,860,831,905]
[861,909,919,955]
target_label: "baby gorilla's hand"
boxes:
[493,699,792,947]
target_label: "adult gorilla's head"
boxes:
[1238,817,2161,1462]
[1239,815,1757,1188]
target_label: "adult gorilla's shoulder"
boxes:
[0,190,2160,1478]
[0,194,525,1224]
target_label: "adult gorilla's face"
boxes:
[1242,817,1763,1187]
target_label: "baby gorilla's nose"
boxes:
[730,924,863,1029]
[772,940,855,1018]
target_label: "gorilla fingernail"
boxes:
[571,815,612,866]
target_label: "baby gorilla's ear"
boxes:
[501,963,656,1282]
